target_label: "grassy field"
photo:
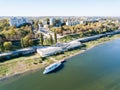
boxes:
[0,34,120,79]
[59,34,80,43]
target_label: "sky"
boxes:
[0,0,120,16]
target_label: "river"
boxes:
[0,39,120,90]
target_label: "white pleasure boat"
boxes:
[43,62,62,74]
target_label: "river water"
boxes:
[0,39,120,90]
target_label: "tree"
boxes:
[80,31,84,38]
[54,32,57,43]
[0,44,4,52]
[3,41,12,51]
[45,18,50,24]
[59,26,63,35]
[28,25,33,34]
[28,39,33,46]
[0,34,5,52]
[9,29,17,40]
[103,28,107,33]
[49,34,53,45]
[22,35,33,47]
[20,38,24,48]
[40,33,44,45]
[0,34,4,44]
[69,26,75,34]
[44,38,50,45]
[34,20,39,30]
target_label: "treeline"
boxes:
[0,32,58,53]
[50,21,119,36]
[39,32,57,46]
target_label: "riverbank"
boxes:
[0,34,120,80]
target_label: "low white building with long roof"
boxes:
[37,46,63,58]
[65,41,82,50]
[37,41,82,57]
[0,47,36,61]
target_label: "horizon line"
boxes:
[0,16,120,17]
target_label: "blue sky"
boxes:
[0,0,120,16]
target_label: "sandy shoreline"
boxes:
[0,37,119,81]
[0,41,104,81]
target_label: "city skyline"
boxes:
[0,0,120,16]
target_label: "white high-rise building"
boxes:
[66,20,80,26]
[50,18,55,25]
[9,17,32,27]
